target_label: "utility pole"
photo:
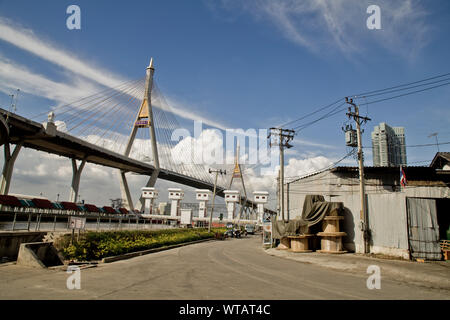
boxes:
[345,97,371,254]
[276,169,280,217]
[268,128,295,223]
[208,168,226,232]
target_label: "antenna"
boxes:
[10,89,20,113]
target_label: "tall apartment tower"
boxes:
[371,123,407,167]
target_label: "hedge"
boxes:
[54,228,226,261]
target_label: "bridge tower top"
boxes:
[119,58,161,211]
[229,142,248,200]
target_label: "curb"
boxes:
[101,238,216,263]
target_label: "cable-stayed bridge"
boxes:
[0,59,275,216]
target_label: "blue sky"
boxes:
[0,0,449,205]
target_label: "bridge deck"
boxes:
[0,109,275,214]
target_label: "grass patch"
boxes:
[54,228,226,261]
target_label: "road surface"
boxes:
[0,236,448,299]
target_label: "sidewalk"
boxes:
[265,248,450,291]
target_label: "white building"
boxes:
[371,122,407,167]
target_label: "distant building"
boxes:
[371,122,407,167]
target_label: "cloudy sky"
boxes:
[0,0,449,208]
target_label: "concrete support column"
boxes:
[253,191,269,225]
[170,200,180,217]
[257,204,264,223]
[168,188,184,218]
[136,169,160,211]
[196,189,211,219]
[119,170,134,211]
[224,190,240,221]
[226,202,236,221]
[141,187,158,215]
[69,158,86,203]
[0,142,23,195]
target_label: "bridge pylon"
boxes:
[228,142,249,220]
[119,58,160,211]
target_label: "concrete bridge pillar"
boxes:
[168,188,184,218]
[224,190,240,221]
[69,158,86,203]
[119,170,134,211]
[1,142,23,195]
[253,191,269,224]
[141,187,158,215]
[195,189,211,219]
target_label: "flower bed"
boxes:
[54,228,226,261]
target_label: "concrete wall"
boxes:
[17,242,64,268]
[0,232,47,260]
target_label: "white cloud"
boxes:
[1,126,338,210]
[216,0,431,59]
[285,156,333,178]
[0,56,100,103]
[0,17,124,89]
[0,17,229,129]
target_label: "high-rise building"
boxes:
[371,122,407,167]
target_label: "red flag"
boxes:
[400,166,407,187]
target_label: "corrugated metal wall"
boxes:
[406,198,442,260]
[287,170,448,258]
[367,193,409,250]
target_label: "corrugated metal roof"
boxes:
[430,152,450,169]
[288,165,450,184]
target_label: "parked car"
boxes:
[245,224,255,235]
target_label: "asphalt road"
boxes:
[0,236,449,299]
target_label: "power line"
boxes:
[285,150,356,183]
[277,71,450,134]
[293,103,347,132]
[352,77,450,100]
[277,98,344,129]
[355,81,450,107]
[350,72,450,98]
[362,141,450,149]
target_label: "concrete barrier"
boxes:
[0,231,47,261]
[17,242,64,268]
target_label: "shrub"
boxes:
[54,228,226,261]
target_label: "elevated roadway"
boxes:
[0,109,275,214]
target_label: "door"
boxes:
[406,198,442,260]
